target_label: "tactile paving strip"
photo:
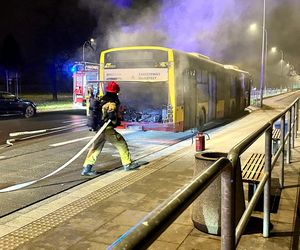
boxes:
[0,147,189,249]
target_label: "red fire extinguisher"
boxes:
[195,132,205,151]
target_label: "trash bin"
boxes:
[192,152,226,235]
[192,151,245,236]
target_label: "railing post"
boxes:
[287,109,292,164]
[263,126,272,237]
[294,103,298,141]
[280,115,285,188]
[297,100,299,135]
[292,106,295,149]
[221,159,235,250]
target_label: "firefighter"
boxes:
[81,81,138,176]
[85,86,94,116]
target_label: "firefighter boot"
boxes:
[123,162,140,171]
[81,165,98,176]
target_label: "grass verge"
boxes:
[20,93,74,112]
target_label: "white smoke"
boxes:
[78,0,300,87]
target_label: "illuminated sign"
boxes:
[85,65,99,71]
[104,68,168,82]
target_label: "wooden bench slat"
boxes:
[252,155,265,180]
[247,154,264,181]
[243,162,256,179]
[272,128,281,140]
[242,153,261,172]
[242,153,263,173]
[242,153,265,183]
[243,160,258,180]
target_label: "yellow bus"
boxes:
[99,46,252,132]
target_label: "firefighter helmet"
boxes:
[106,81,120,94]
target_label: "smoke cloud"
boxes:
[79,0,300,87]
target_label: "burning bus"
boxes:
[97,46,252,132]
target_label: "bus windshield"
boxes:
[104,50,168,68]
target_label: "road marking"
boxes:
[62,120,87,124]
[9,122,87,137]
[0,120,111,193]
[48,129,135,147]
[10,129,47,137]
[49,136,92,147]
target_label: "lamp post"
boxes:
[248,20,268,106]
[271,47,284,91]
[82,38,95,62]
[259,0,271,238]
[258,0,266,108]
[264,29,268,95]
[280,50,284,91]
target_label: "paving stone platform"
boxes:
[0,93,299,250]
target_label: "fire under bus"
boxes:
[99,46,251,132]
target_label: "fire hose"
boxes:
[0,120,111,193]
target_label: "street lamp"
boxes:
[249,23,258,32]
[248,20,268,105]
[249,1,267,107]
[82,38,95,62]
[258,0,266,108]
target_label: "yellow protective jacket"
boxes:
[98,93,121,128]
[101,102,119,127]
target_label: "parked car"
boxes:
[0,91,37,118]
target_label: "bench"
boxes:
[242,153,265,201]
[242,129,282,200]
[272,128,281,154]
[272,128,281,140]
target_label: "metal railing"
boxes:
[108,98,299,250]
[250,87,288,106]
[229,98,298,247]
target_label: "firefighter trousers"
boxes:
[83,127,131,167]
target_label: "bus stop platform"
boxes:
[0,95,300,249]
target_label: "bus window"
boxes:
[196,70,202,84]
[230,77,237,97]
[201,70,208,84]
[196,69,208,84]
[104,50,168,69]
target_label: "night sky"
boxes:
[0,0,299,93]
